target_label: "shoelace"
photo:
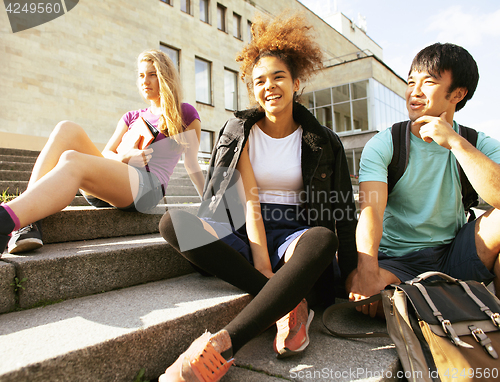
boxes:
[16,224,34,235]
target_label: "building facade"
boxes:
[0,0,407,175]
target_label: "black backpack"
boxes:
[387,121,479,221]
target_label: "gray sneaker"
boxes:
[8,221,43,254]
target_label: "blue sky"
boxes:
[299,0,500,141]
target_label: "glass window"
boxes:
[195,57,211,104]
[300,92,314,109]
[159,44,179,72]
[332,84,349,103]
[316,106,333,129]
[181,0,190,14]
[224,68,238,110]
[333,102,351,133]
[352,99,368,131]
[160,0,171,5]
[199,130,214,153]
[247,20,252,41]
[351,80,368,100]
[233,13,241,39]
[217,3,226,31]
[200,0,209,23]
[315,89,331,107]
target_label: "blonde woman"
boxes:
[1,50,204,255]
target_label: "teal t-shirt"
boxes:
[359,121,500,257]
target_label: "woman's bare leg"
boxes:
[28,121,103,188]
[7,151,139,228]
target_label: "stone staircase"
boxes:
[0,147,400,382]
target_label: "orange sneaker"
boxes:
[273,298,314,359]
[181,330,234,382]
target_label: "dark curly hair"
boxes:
[409,43,479,112]
[236,11,323,104]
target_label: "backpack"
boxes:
[387,121,479,221]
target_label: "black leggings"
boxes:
[159,209,338,354]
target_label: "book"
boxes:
[116,116,160,154]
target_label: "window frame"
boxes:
[159,44,180,73]
[195,57,212,105]
[181,0,191,14]
[232,12,242,39]
[224,68,238,111]
[199,0,209,23]
[216,3,226,32]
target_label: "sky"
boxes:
[298,0,500,141]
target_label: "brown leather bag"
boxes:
[323,272,500,382]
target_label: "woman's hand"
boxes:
[122,137,153,167]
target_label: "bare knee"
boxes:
[51,121,86,142]
[58,150,86,172]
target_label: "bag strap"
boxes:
[406,271,459,284]
[387,121,411,194]
[322,294,390,338]
[387,122,478,221]
[412,282,473,348]
[457,280,500,328]
[458,124,479,222]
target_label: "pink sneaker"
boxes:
[273,298,314,359]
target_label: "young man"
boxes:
[348,43,500,317]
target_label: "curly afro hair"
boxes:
[236,11,323,104]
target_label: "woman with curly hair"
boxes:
[0,50,204,255]
[159,12,357,381]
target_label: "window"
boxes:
[181,0,190,14]
[199,130,214,153]
[224,68,238,111]
[302,80,376,134]
[233,13,241,39]
[195,57,211,104]
[200,0,209,23]
[159,0,171,5]
[159,44,180,73]
[217,3,226,32]
[247,20,252,41]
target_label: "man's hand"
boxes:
[413,112,460,149]
[348,266,399,318]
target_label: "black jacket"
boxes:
[198,102,357,284]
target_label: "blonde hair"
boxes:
[137,50,185,144]
[236,12,323,105]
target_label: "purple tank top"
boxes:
[122,103,200,188]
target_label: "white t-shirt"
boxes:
[248,124,304,205]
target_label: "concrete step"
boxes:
[0,274,252,382]
[0,275,400,382]
[230,304,400,382]
[0,170,31,181]
[0,148,39,157]
[0,161,34,172]
[0,180,26,195]
[69,195,200,207]
[163,184,199,196]
[35,204,204,244]
[163,195,201,204]
[0,234,195,310]
[36,206,163,244]
[0,154,36,164]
